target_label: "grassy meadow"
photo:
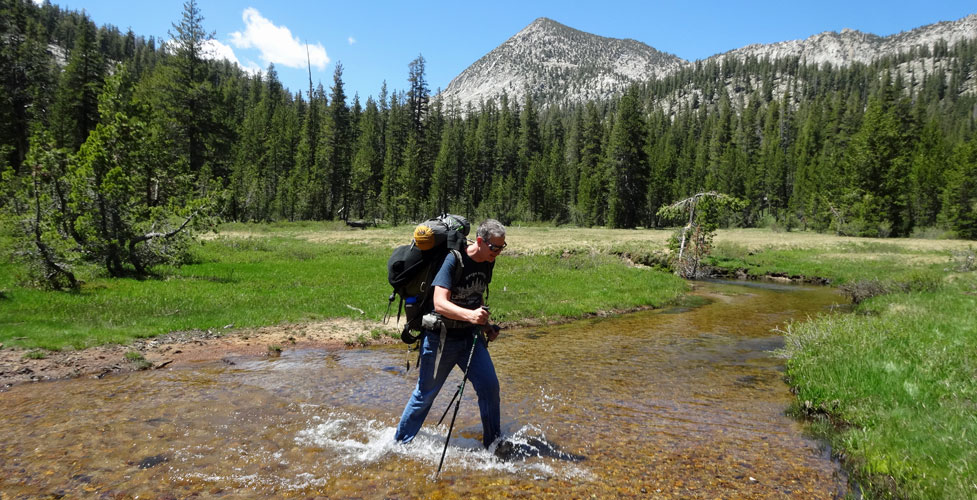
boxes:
[1,222,975,498]
[780,274,977,499]
[700,229,976,499]
[0,222,689,350]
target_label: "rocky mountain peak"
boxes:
[717,13,977,66]
[438,17,685,108]
[438,13,977,109]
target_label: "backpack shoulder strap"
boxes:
[484,259,495,304]
[449,249,464,286]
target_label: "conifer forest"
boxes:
[2,0,976,285]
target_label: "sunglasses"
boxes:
[485,240,507,252]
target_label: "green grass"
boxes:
[0,237,392,349]
[707,236,977,498]
[780,275,977,499]
[22,350,46,360]
[492,250,686,324]
[707,240,956,284]
[0,232,687,351]
[124,350,153,370]
[778,273,977,499]
[218,219,352,235]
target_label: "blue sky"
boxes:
[47,0,977,102]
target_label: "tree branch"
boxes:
[130,209,199,245]
[31,168,77,290]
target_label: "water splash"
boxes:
[293,411,591,480]
[295,411,397,463]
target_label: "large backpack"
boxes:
[385,214,470,343]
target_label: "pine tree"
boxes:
[606,87,649,228]
[646,110,677,227]
[400,132,424,221]
[518,92,543,174]
[56,67,217,278]
[268,86,299,221]
[422,95,444,210]
[520,93,546,219]
[940,139,977,239]
[406,55,429,136]
[487,94,520,222]
[909,118,948,228]
[51,13,104,152]
[381,91,407,224]
[350,96,383,219]
[0,0,54,171]
[790,97,827,228]
[228,73,267,221]
[469,99,498,216]
[758,99,788,221]
[705,89,733,191]
[292,83,323,220]
[844,77,918,236]
[575,102,604,226]
[545,113,570,223]
[430,116,465,214]
[565,106,583,212]
[163,0,216,176]
[325,63,351,220]
[2,131,78,289]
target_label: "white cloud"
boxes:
[159,36,260,76]
[238,60,264,75]
[202,39,239,64]
[191,39,259,76]
[348,36,356,45]
[229,8,329,70]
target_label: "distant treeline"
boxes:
[3,0,976,240]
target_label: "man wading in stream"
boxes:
[395,219,506,450]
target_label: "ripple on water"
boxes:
[0,281,848,498]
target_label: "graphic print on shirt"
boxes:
[450,271,488,309]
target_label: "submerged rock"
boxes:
[493,437,586,463]
[137,454,169,469]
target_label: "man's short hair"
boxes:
[477,219,506,240]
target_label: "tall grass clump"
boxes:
[840,269,945,304]
[780,273,977,499]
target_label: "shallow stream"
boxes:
[0,280,849,498]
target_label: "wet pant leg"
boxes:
[395,330,458,443]
[463,336,501,448]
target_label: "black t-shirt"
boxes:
[431,250,493,311]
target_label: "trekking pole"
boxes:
[437,306,493,426]
[435,331,478,478]
[437,324,497,425]
[436,383,462,426]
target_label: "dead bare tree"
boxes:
[659,191,741,279]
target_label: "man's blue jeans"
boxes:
[395,328,501,448]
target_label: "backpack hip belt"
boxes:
[440,318,473,330]
[421,313,473,331]
[430,317,477,378]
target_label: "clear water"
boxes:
[0,280,849,498]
